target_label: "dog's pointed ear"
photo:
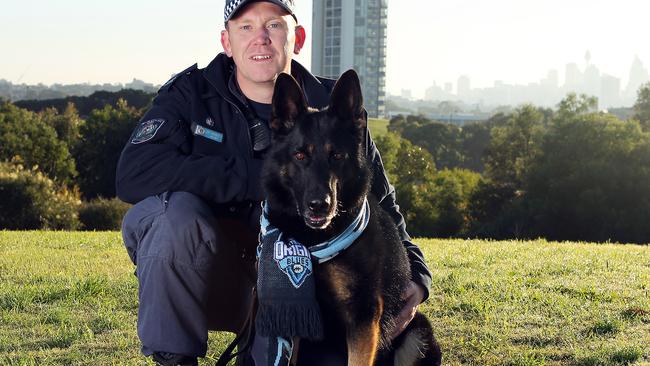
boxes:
[329,69,366,129]
[271,73,308,135]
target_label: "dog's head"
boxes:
[263,69,370,231]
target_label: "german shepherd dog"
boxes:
[261,70,442,366]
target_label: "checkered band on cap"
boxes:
[224,0,295,22]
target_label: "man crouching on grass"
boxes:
[116,0,432,364]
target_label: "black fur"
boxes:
[262,70,442,365]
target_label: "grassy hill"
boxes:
[368,118,389,137]
[1,232,648,365]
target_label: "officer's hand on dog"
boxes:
[389,281,425,340]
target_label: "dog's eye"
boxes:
[294,151,306,160]
[332,152,345,160]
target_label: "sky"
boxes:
[1,0,649,98]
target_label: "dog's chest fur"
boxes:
[307,198,412,345]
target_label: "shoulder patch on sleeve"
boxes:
[159,63,198,92]
[131,119,166,144]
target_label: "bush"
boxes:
[0,161,81,230]
[0,102,78,185]
[405,168,481,238]
[78,197,131,231]
[75,99,142,199]
[429,169,482,237]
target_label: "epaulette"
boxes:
[159,63,198,92]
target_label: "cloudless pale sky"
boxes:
[1,0,649,98]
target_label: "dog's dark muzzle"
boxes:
[308,197,331,214]
[303,194,334,229]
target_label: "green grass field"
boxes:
[1,231,649,365]
[368,118,389,137]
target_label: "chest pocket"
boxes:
[188,78,228,156]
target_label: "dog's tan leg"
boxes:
[347,297,383,366]
[289,337,300,366]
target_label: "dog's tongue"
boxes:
[306,215,327,227]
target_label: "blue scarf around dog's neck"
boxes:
[255,198,370,342]
[260,198,370,263]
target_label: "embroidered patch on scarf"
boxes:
[131,119,165,144]
[274,238,313,289]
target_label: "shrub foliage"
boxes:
[0,161,80,230]
[79,197,131,231]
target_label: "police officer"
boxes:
[116,1,432,365]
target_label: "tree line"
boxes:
[376,85,650,243]
[1,84,650,243]
[0,93,143,230]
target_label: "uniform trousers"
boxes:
[121,191,345,365]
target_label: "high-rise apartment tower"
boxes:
[311,0,388,118]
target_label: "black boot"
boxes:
[152,352,198,366]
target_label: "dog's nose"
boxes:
[308,197,330,213]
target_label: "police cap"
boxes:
[224,0,296,23]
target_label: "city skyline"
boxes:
[412,54,650,108]
[1,0,649,100]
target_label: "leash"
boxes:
[215,286,258,366]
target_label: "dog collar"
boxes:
[259,198,370,264]
[309,198,370,263]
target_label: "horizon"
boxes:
[2,0,649,99]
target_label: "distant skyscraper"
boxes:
[312,0,388,117]
[541,70,558,87]
[564,62,583,91]
[583,64,601,98]
[624,55,650,103]
[600,74,621,108]
[457,75,471,97]
[424,81,451,101]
